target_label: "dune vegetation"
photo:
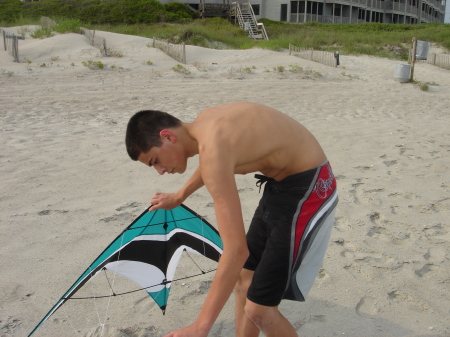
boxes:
[1,0,449,60]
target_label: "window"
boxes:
[291,1,298,13]
[281,4,288,21]
[252,4,260,15]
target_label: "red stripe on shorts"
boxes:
[292,163,337,264]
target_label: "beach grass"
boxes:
[3,16,449,60]
[86,19,450,59]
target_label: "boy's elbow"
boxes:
[222,244,248,267]
[236,246,249,266]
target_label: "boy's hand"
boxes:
[148,192,182,211]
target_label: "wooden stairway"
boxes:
[230,2,268,40]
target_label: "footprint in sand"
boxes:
[387,290,432,313]
[334,238,358,260]
[347,178,364,204]
[367,226,388,237]
[100,212,137,224]
[1,318,22,334]
[368,211,381,223]
[367,219,412,246]
[355,296,378,317]
[115,201,141,212]
[383,159,398,167]
[37,209,69,216]
[360,188,385,205]
[423,246,447,263]
[422,223,447,238]
[387,191,418,200]
[333,216,355,232]
[293,315,327,330]
[317,268,331,281]
[395,144,413,155]
[414,263,437,277]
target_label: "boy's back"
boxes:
[190,102,327,180]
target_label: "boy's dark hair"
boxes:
[126,110,182,161]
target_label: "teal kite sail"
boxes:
[28,204,223,336]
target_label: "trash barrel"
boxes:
[394,64,410,83]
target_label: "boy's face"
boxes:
[137,130,187,175]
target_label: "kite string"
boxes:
[68,268,216,300]
[89,269,104,334]
[88,231,126,337]
[61,296,83,337]
[101,231,126,335]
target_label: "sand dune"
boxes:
[1,27,449,336]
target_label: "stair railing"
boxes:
[230,1,268,40]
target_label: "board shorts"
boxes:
[243,160,338,307]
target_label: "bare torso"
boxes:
[189,102,327,181]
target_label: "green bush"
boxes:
[5,0,190,25]
[30,26,53,38]
[53,18,81,33]
[0,0,22,23]
[82,59,104,69]
[164,2,194,20]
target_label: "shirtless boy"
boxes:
[125,102,338,337]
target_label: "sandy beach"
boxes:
[1,27,449,337]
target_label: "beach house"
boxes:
[158,0,446,23]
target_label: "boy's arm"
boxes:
[149,167,204,211]
[164,143,249,337]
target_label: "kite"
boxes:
[28,204,223,336]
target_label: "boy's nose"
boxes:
[155,165,165,175]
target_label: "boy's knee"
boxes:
[235,270,253,296]
[234,278,249,297]
[244,301,275,327]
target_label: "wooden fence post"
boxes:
[102,40,107,56]
[14,38,19,62]
[410,37,417,82]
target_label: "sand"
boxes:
[0,26,449,337]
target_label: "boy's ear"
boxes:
[160,129,176,142]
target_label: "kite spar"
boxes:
[28,204,223,336]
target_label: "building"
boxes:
[158,0,445,23]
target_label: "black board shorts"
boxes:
[244,161,338,307]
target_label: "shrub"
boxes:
[163,2,194,20]
[172,64,190,74]
[30,26,53,38]
[53,18,81,34]
[0,0,22,23]
[420,83,429,91]
[82,60,104,69]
